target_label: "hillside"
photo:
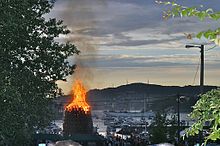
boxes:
[87,83,217,112]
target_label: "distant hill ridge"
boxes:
[87,83,218,112]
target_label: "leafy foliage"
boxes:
[185,89,220,144]
[150,111,178,144]
[0,0,78,145]
[156,1,220,46]
[150,112,168,143]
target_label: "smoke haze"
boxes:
[56,0,107,93]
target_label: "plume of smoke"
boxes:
[58,0,107,91]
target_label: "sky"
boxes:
[50,0,220,94]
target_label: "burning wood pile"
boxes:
[63,80,93,136]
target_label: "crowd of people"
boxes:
[105,135,149,146]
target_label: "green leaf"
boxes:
[181,9,188,16]
[206,8,213,13]
[197,12,207,20]
[214,38,220,46]
[207,130,220,141]
[196,32,204,39]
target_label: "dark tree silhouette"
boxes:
[0,0,78,145]
[149,112,168,144]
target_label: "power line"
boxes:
[192,57,200,85]
[205,45,217,51]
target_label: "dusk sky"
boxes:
[51,0,220,94]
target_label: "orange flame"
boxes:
[65,80,90,112]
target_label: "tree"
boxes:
[167,114,178,143]
[150,111,178,144]
[157,0,220,144]
[186,90,220,144]
[156,1,220,46]
[149,112,169,144]
[0,0,78,145]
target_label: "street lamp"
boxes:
[185,44,204,94]
[185,44,205,146]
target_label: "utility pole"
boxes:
[199,45,204,146]
[186,44,205,145]
[177,94,180,145]
[200,44,204,94]
[185,44,204,93]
